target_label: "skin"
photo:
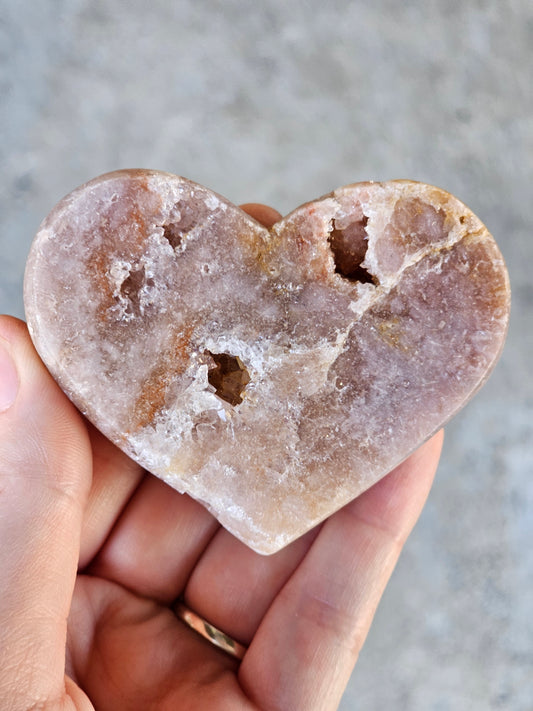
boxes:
[0,204,443,711]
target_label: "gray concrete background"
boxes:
[1,1,531,708]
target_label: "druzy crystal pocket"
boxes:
[24,170,510,553]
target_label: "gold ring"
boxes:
[174,601,247,661]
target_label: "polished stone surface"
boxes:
[25,172,509,553]
[1,0,531,706]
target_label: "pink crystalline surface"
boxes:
[24,171,510,553]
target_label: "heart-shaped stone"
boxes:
[24,170,510,554]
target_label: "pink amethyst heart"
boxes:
[24,170,510,554]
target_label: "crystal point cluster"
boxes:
[24,171,510,553]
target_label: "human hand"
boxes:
[0,204,442,711]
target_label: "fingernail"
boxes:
[0,339,19,412]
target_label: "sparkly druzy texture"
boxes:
[24,171,510,554]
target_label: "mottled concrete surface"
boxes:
[1,1,531,708]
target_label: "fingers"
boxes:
[240,432,443,711]
[88,475,219,601]
[78,424,145,569]
[240,203,282,228]
[0,316,92,705]
[183,527,320,646]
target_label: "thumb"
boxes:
[0,316,92,706]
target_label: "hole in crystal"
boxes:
[120,265,147,313]
[328,216,376,284]
[205,351,250,406]
[163,223,185,249]
[162,202,198,250]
